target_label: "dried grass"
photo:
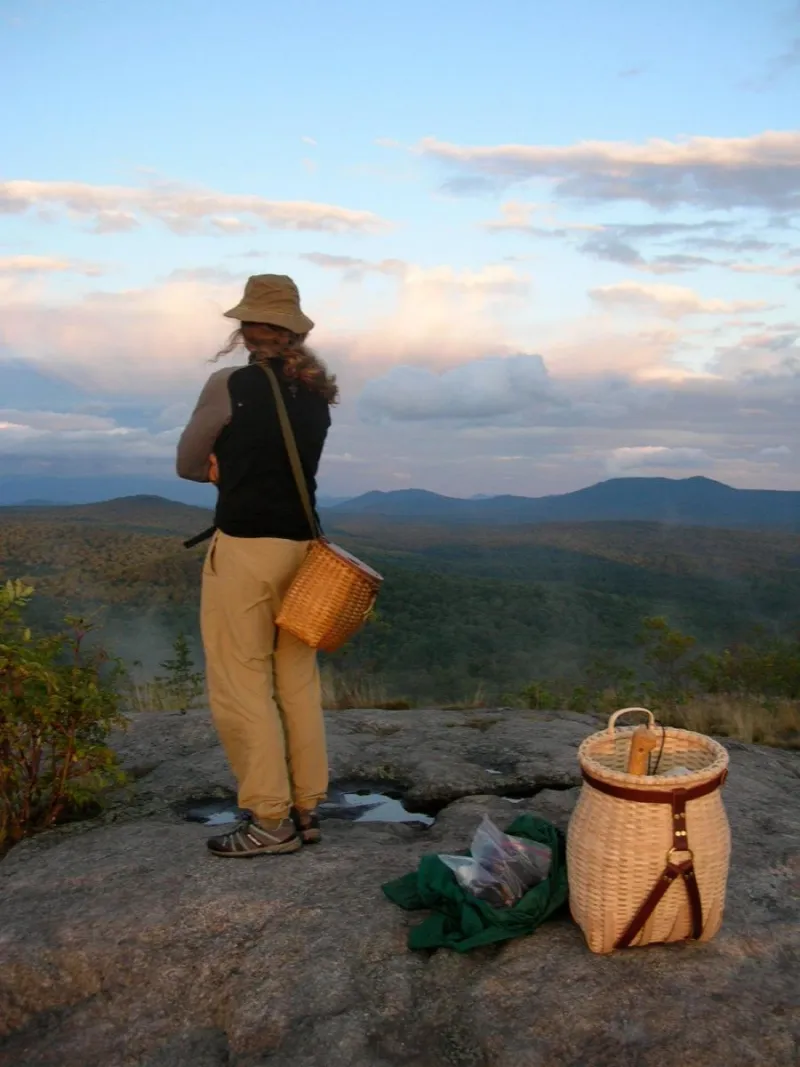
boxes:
[320,666,411,711]
[662,694,800,748]
[441,683,491,711]
[123,679,181,714]
[581,687,799,747]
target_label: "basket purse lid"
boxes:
[322,539,384,584]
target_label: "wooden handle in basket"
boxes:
[625,724,658,775]
[607,707,655,739]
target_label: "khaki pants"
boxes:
[200,531,328,822]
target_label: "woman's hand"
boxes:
[208,454,219,485]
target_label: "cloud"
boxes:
[0,277,237,394]
[481,200,601,239]
[680,235,782,254]
[399,264,530,296]
[418,131,800,211]
[0,255,105,277]
[345,346,800,493]
[481,207,790,275]
[91,211,141,234]
[760,444,792,456]
[727,261,800,277]
[300,253,407,280]
[589,281,773,319]
[0,408,178,466]
[166,266,242,283]
[323,262,533,370]
[578,233,719,274]
[301,253,528,295]
[5,336,800,493]
[0,258,536,397]
[0,178,391,235]
[606,445,712,474]
[359,355,554,421]
[710,328,800,375]
[542,327,685,380]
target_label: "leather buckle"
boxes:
[666,847,694,865]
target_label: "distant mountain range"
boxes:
[0,476,217,508]
[2,476,800,530]
[324,477,800,529]
[0,476,348,510]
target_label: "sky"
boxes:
[1,0,799,502]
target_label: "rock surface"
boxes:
[0,708,798,1067]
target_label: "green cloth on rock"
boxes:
[382,814,568,953]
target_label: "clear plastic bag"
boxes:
[471,816,552,884]
[438,816,553,908]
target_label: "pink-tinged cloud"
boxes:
[300,253,407,280]
[0,278,238,394]
[0,178,392,235]
[318,263,533,370]
[418,131,800,211]
[589,281,774,320]
[728,262,800,277]
[1,266,793,409]
[0,265,535,395]
[481,200,602,237]
[0,255,105,276]
[541,326,689,381]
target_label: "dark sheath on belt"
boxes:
[183,525,216,549]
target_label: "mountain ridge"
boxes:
[326,476,800,528]
[2,476,800,530]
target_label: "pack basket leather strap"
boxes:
[580,767,728,950]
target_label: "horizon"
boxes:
[1,472,798,511]
[1,1,799,498]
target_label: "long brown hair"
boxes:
[214,326,339,404]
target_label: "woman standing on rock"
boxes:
[176,274,337,857]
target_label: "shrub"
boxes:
[517,615,800,746]
[0,580,127,854]
[637,615,697,704]
[155,632,205,714]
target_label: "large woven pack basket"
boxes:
[276,538,383,653]
[567,707,730,954]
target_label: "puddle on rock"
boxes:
[179,784,435,828]
[181,798,244,826]
[322,783,434,827]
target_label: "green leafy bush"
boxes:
[0,580,127,854]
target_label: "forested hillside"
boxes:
[2,498,799,704]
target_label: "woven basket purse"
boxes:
[261,363,383,653]
[567,707,730,954]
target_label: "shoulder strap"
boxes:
[259,362,320,539]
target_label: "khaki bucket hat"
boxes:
[224,274,314,335]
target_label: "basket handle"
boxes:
[607,707,655,739]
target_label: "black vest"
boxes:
[213,361,331,540]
